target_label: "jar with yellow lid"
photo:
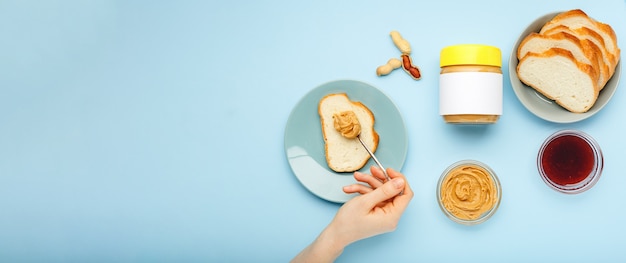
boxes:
[439,44,502,124]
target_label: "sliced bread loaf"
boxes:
[517,48,599,113]
[539,9,620,66]
[318,93,379,172]
[517,31,607,88]
[544,25,617,80]
[516,9,620,113]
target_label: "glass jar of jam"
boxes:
[537,129,603,194]
[439,44,503,124]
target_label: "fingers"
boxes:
[345,168,414,211]
[342,183,374,195]
[370,166,389,182]
[387,168,413,197]
[386,168,414,211]
[353,171,383,189]
[343,170,382,195]
[360,175,406,209]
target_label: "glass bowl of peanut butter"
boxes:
[437,160,502,225]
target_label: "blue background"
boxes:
[1,0,625,262]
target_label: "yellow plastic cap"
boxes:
[440,44,502,67]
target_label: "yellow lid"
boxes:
[440,44,502,67]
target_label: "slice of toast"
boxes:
[318,93,379,172]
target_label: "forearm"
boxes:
[291,226,346,263]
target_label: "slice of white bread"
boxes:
[517,32,607,88]
[544,25,617,79]
[517,48,599,113]
[540,9,620,65]
[318,93,379,172]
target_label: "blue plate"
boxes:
[284,80,408,203]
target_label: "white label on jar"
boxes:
[439,72,502,115]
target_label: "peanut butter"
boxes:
[439,164,497,220]
[333,111,361,139]
[439,44,503,124]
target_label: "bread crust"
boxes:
[318,93,379,172]
[517,32,603,85]
[544,25,617,83]
[540,9,620,66]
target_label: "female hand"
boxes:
[291,166,413,263]
[330,166,414,246]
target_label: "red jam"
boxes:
[540,134,594,185]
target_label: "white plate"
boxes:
[509,11,621,123]
[284,80,408,203]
